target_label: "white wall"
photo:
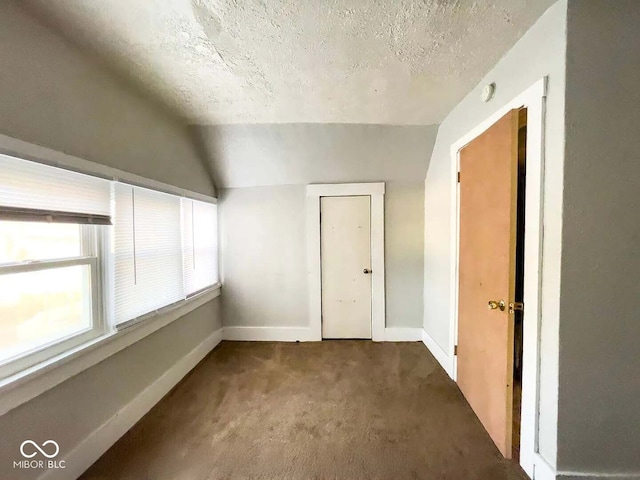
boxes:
[220,182,425,330]
[422,0,567,467]
[556,0,640,475]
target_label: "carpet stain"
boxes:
[80,341,528,480]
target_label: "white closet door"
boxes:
[321,196,371,339]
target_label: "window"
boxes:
[0,152,111,223]
[113,183,183,326]
[182,198,218,296]
[0,154,109,377]
[113,185,219,326]
[0,153,219,380]
[0,222,102,374]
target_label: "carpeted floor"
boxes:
[81,341,528,480]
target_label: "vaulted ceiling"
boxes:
[22,0,554,125]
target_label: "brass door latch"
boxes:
[509,302,524,314]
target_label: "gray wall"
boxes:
[0,3,221,478]
[0,1,214,197]
[0,299,222,479]
[219,181,425,329]
[557,0,640,474]
[219,185,308,328]
[195,123,438,188]
[385,182,424,328]
[421,0,567,467]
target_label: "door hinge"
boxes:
[509,302,524,314]
[457,171,461,183]
[454,345,458,356]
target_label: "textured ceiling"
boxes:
[22,0,554,125]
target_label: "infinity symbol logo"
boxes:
[20,440,60,459]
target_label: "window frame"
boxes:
[0,224,106,379]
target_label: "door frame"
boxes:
[306,183,386,341]
[449,78,546,477]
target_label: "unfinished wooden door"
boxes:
[457,109,519,458]
[321,196,371,339]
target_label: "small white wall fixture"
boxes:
[306,183,386,341]
[448,78,547,478]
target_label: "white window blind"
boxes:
[113,183,183,325]
[182,199,218,295]
[0,153,111,223]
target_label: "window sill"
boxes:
[0,284,221,417]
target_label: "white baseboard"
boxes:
[223,326,423,342]
[533,453,556,480]
[530,451,640,480]
[39,327,224,480]
[222,326,315,342]
[557,473,640,480]
[421,329,454,379]
[383,327,422,342]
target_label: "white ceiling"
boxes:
[23,0,554,125]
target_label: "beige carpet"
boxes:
[81,341,528,480]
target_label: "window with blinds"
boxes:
[181,199,218,296]
[1,152,219,376]
[0,154,109,376]
[112,184,219,326]
[113,183,184,326]
[0,153,111,224]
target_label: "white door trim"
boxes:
[306,183,386,341]
[449,78,547,478]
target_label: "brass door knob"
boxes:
[488,300,506,311]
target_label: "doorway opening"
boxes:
[512,107,527,461]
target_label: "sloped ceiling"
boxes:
[21,0,554,125]
[195,123,439,188]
